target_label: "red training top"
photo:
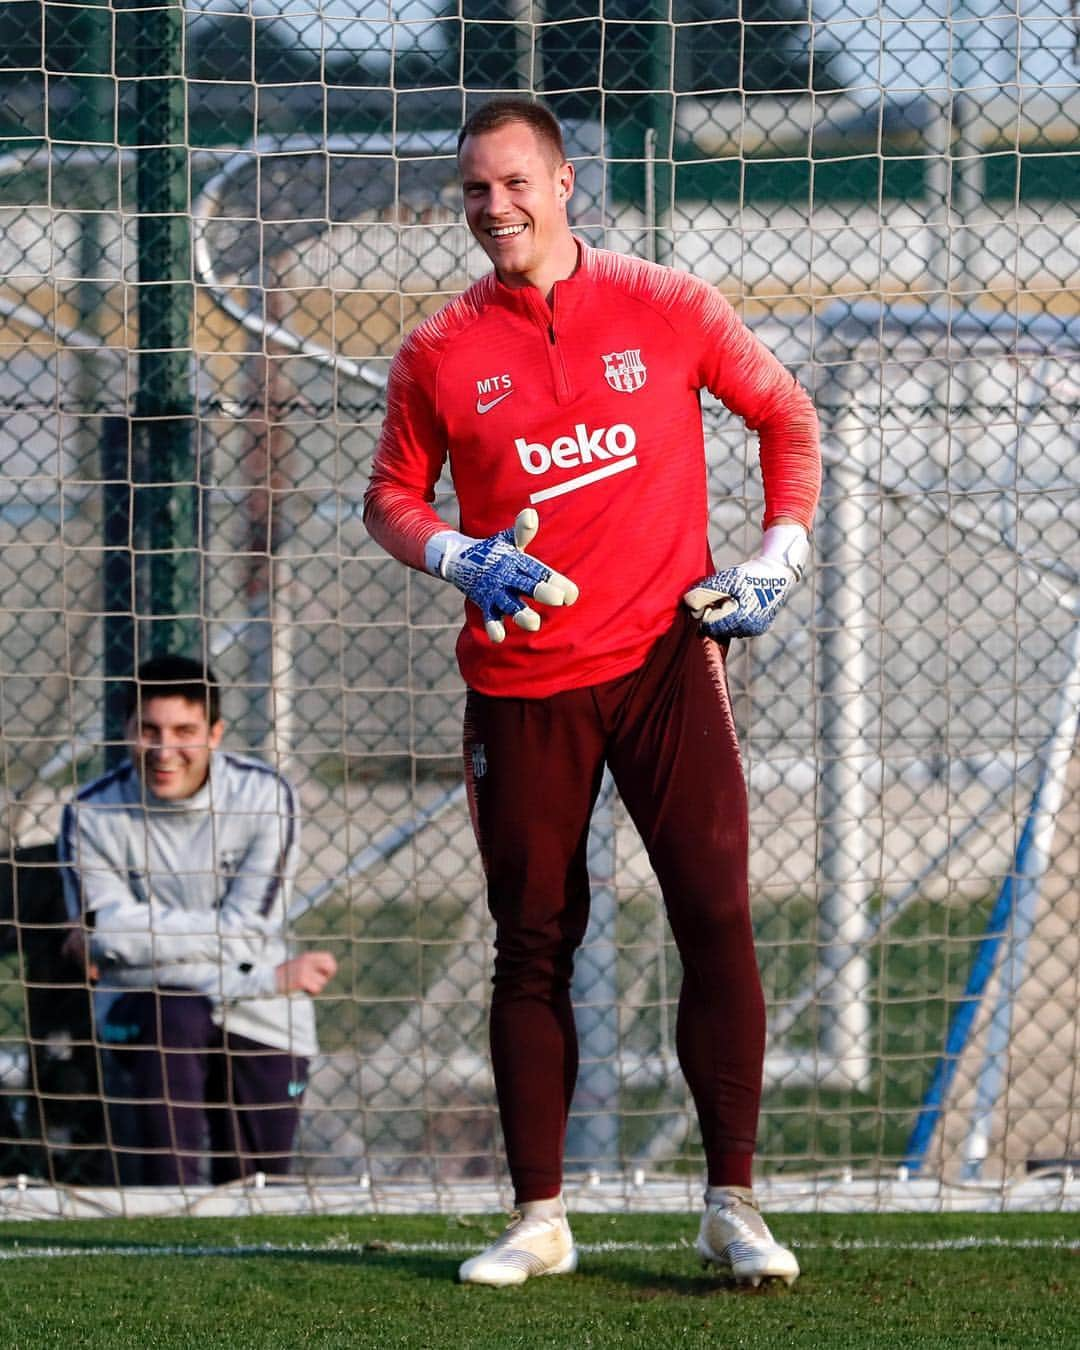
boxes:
[363,241,821,699]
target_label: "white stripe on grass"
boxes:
[0,1235,1077,1261]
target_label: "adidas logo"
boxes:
[744,576,787,608]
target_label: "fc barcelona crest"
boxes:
[602,349,647,393]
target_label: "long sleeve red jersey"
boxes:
[363,241,821,699]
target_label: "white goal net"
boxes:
[0,2,1078,1218]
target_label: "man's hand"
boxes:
[276,950,337,996]
[684,523,810,639]
[429,508,579,643]
[60,925,100,983]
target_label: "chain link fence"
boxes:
[0,3,1078,1208]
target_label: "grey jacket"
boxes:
[59,751,318,1056]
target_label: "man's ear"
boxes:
[208,719,225,750]
[557,160,575,204]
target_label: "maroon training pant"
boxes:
[463,609,765,1202]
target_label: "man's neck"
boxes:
[497,234,580,305]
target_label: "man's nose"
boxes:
[486,185,512,217]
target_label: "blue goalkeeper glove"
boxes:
[426,508,579,644]
[684,523,810,639]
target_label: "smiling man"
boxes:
[363,97,820,1288]
[458,113,579,299]
[60,654,336,1185]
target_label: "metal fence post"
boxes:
[133,0,198,659]
[817,360,875,1091]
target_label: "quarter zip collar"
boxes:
[488,238,590,326]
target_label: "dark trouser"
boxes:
[463,609,765,1204]
[105,991,307,1186]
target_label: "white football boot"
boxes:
[458,1210,578,1287]
[696,1187,800,1287]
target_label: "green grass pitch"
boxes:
[0,1210,1077,1348]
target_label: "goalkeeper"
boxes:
[363,96,820,1288]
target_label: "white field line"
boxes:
[0,1235,1077,1261]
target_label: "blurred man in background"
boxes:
[60,654,336,1185]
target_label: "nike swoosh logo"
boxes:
[476,390,513,414]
